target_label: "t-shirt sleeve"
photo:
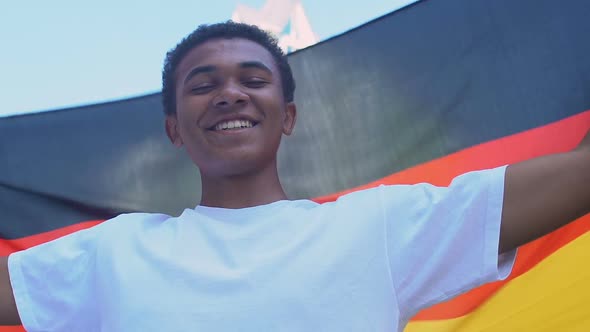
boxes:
[7,223,104,331]
[380,166,517,321]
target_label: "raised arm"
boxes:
[500,129,590,253]
[0,256,20,325]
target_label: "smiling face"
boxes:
[165,38,296,178]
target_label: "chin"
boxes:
[197,153,274,178]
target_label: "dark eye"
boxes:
[190,83,215,94]
[243,79,268,88]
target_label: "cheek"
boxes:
[176,113,193,136]
[176,98,207,131]
[256,90,286,118]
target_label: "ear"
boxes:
[165,115,184,147]
[282,102,297,136]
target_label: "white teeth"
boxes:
[214,119,254,131]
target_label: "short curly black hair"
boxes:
[161,21,296,115]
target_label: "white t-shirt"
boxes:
[8,166,516,332]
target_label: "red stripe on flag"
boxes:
[314,110,590,201]
[0,221,104,256]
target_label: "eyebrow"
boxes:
[239,61,272,74]
[183,65,216,85]
[183,61,273,86]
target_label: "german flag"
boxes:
[1,0,589,331]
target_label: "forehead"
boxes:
[176,38,278,79]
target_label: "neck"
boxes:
[199,160,288,209]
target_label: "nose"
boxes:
[212,81,250,108]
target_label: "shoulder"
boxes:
[324,183,417,214]
[90,211,175,242]
[99,212,173,230]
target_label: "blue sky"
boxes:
[0,0,416,117]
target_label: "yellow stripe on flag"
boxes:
[405,231,590,332]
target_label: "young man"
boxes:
[0,21,589,331]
